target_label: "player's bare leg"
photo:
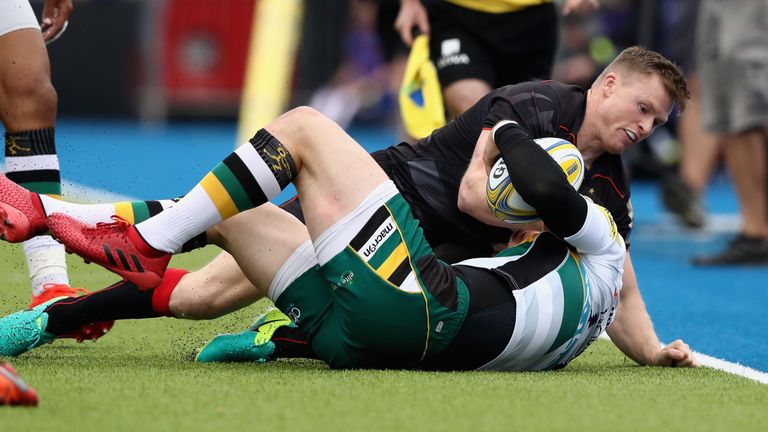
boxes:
[694,128,768,265]
[442,79,492,118]
[169,206,309,320]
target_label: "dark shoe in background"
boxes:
[661,175,706,229]
[692,234,768,266]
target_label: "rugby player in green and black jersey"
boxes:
[0,46,698,369]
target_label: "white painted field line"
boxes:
[692,351,768,385]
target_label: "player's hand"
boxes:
[41,0,73,44]
[483,135,501,174]
[653,339,700,368]
[561,0,599,16]
[394,0,430,46]
[486,120,520,173]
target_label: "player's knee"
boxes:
[283,105,324,123]
[205,223,227,247]
[1,74,57,109]
[269,106,328,142]
[204,218,245,250]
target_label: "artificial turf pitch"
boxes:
[1,242,766,431]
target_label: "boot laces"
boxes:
[84,215,131,239]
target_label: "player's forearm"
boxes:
[606,264,662,365]
[458,167,509,227]
[458,129,509,228]
[606,297,660,365]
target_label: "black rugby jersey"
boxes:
[377,81,632,256]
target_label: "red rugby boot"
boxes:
[29,284,115,342]
[0,363,39,406]
[47,214,171,290]
[0,173,48,243]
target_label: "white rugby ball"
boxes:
[486,137,585,224]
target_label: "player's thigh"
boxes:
[212,203,310,292]
[266,107,390,238]
[0,27,52,127]
[0,28,49,80]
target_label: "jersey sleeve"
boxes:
[578,146,633,249]
[617,198,633,248]
[564,196,626,257]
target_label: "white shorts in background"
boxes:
[0,0,39,38]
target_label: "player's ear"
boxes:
[600,72,618,96]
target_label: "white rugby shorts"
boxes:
[0,0,39,38]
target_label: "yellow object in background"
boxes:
[399,35,445,139]
[236,0,304,147]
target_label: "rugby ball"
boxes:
[486,137,584,224]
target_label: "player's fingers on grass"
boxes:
[666,340,699,368]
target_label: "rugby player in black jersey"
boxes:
[0,46,695,368]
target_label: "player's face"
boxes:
[596,71,673,154]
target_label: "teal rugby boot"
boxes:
[195,308,295,363]
[0,299,58,356]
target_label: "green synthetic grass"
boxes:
[1,242,766,431]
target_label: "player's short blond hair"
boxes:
[595,46,690,112]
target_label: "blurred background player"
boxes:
[642,0,711,230]
[691,0,768,265]
[394,0,599,120]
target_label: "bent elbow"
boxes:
[457,184,472,213]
